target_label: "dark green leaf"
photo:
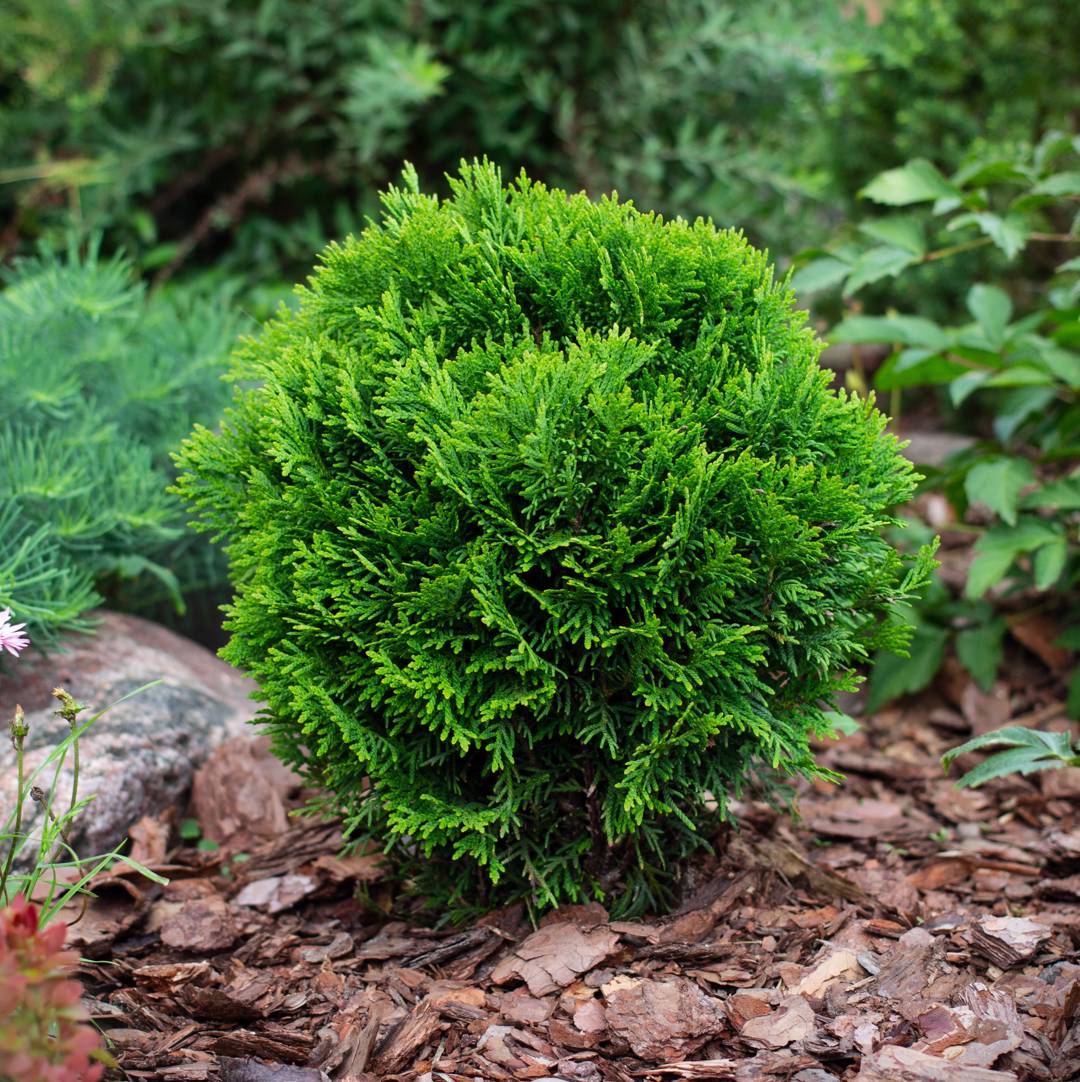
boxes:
[949,212,1029,259]
[955,618,1005,692]
[867,622,948,713]
[791,257,851,294]
[964,457,1034,526]
[857,217,926,257]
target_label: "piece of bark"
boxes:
[218,1060,329,1082]
[726,994,773,1029]
[736,837,871,907]
[191,736,299,850]
[498,987,554,1025]
[158,895,238,953]
[806,798,907,841]
[792,949,864,998]
[628,1059,739,1079]
[573,998,607,1034]
[915,984,1023,1067]
[740,996,816,1050]
[602,975,727,1062]
[874,928,966,1018]
[857,1044,1018,1081]
[970,916,1051,968]
[232,873,318,914]
[490,922,620,996]
[370,998,443,1075]
[208,1028,316,1065]
[953,983,1025,1067]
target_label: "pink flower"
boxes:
[0,608,30,658]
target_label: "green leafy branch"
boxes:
[942,726,1079,788]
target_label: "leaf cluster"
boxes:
[177,162,931,915]
[801,136,1080,717]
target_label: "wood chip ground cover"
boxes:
[64,677,1080,1081]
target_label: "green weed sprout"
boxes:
[943,726,1080,789]
[1,684,169,923]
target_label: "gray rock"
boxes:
[0,611,260,866]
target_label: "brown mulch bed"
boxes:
[71,657,1080,1082]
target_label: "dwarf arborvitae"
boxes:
[177,163,933,916]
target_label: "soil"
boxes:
[63,637,1080,1082]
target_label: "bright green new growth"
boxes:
[177,163,933,915]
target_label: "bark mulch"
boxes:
[71,659,1079,1082]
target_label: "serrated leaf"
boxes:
[983,366,1056,389]
[942,726,1056,769]
[875,351,969,390]
[955,618,1006,692]
[966,284,1013,349]
[857,217,926,256]
[1021,475,1080,510]
[949,212,1029,259]
[790,257,851,294]
[830,314,948,349]
[844,246,921,293]
[1033,172,1080,197]
[861,159,959,206]
[992,386,1057,442]
[954,746,1065,788]
[965,519,1059,598]
[1033,535,1067,589]
[866,622,948,713]
[1034,131,1080,170]
[964,457,1035,525]
[952,158,1033,187]
[950,370,990,406]
[1030,345,1080,388]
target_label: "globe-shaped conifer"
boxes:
[177,163,932,916]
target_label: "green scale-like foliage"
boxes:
[177,163,933,915]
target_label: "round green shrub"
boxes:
[177,163,932,916]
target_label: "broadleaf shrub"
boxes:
[800,135,1080,714]
[829,0,1080,200]
[177,163,933,915]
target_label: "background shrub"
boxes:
[0,246,239,651]
[177,163,933,915]
[0,0,847,281]
[796,135,1080,716]
[828,0,1080,200]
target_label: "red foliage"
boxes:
[0,894,109,1082]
